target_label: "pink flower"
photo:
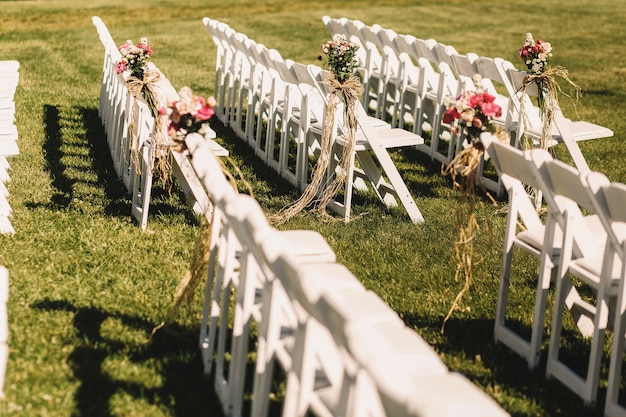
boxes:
[469,94,485,108]
[195,97,215,121]
[481,102,502,119]
[115,61,127,74]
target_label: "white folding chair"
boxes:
[531,148,614,405]
[585,175,626,417]
[483,137,594,369]
[344,19,383,113]
[388,34,425,131]
[410,38,458,163]
[507,67,613,172]
[202,18,236,125]
[184,134,337,416]
[376,28,404,124]
[0,266,8,401]
[308,64,425,223]
[402,372,510,417]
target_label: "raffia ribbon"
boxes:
[150,220,213,337]
[440,131,506,333]
[273,74,363,224]
[125,69,169,179]
[517,66,582,150]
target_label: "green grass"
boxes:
[0,0,625,416]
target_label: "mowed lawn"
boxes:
[0,0,625,416]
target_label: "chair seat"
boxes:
[336,127,423,150]
[573,253,622,291]
[525,119,614,143]
[279,230,336,263]
[516,214,604,255]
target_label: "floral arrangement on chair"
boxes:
[440,75,505,332]
[275,34,363,224]
[317,34,360,83]
[115,37,167,179]
[115,38,161,115]
[116,38,153,78]
[516,32,580,150]
[161,86,216,146]
[442,74,503,181]
[518,34,552,75]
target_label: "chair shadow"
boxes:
[79,106,133,218]
[42,104,74,208]
[28,105,129,217]
[401,313,607,416]
[31,298,222,417]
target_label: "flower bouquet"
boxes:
[116,38,153,78]
[442,75,503,181]
[517,33,552,75]
[516,32,580,150]
[115,37,169,180]
[317,34,360,83]
[161,86,216,146]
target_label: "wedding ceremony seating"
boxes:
[181,132,509,417]
[93,16,228,229]
[482,134,626,406]
[202,18,426,224]
[530,148,616,405]
[320,17,613,199]
[483,137,595,370]
[87,11,626,416]
[0,60,20,235]
[586,175,626,416]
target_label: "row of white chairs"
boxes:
[0,60,20,235]
[92,16,228,230]
[0,266,8,404]
[203,17,426,223]
[482,134,626,415]
[183,132,509,417]
[323,16,613,193]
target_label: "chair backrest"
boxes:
[587,172,626,252]
[530,148,604,257]
[484,136,542,190]
[483,137,544,231]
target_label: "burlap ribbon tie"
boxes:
[517,67,581,150]
[125,69,169,177]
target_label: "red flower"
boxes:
[443,107,461,124]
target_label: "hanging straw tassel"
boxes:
[272,74,363,225]
[518,66,582,150]
[151,220,213,337]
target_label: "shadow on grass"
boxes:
[79,106,134,218]
[42,104,74,208]
[30,105,130,218]
[403,313,607,417]
[35,104,198,226]
[32,298,222,417]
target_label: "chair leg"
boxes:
[605,260,626,416]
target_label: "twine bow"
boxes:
[125,69,169,179]
[518,66,582,150]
